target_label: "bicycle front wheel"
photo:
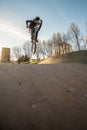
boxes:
[31,42,36,54]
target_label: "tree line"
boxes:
[12,22,87,62]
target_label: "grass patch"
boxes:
[29,61,38,64]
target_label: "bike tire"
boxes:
[31,41,36,54]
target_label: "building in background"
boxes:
[83,36,87,50]
[54,43,72,56]
[1,48,10,63]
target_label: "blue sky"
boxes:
[0,0,87,49]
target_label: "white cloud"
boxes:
[0,20,30,48]
[0,23,29,40]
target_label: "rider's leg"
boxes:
[31,27,39,42]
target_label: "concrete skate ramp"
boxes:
[0,63,87,130]
[39,50,87,64]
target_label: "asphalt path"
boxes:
[0,63,87,130]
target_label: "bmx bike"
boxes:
[31,36,37,54]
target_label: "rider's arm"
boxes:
[26,20,32,28]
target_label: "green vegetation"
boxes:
[29,61,38,64]
[17,55,30,63]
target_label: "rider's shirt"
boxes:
[26,19,42,31]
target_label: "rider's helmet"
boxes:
[35,16,40,21]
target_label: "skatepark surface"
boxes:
[0,63,87,130]
[39,50,87,64]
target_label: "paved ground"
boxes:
[0,63,87,130]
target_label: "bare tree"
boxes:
[35,40,53,60]
[39,40,50,59]
[34,41,45,60]
[12,46,21,60]
[61,33,70,54]
[67,22,81,51]
[22,41,31,58]
[53,33,62,55]
[62,33,68,43]
[83,36,87,50]
[46,39,53,56]
[42,40,47,59]
[35,42,41,60]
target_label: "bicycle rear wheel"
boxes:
[31,41,36,54]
